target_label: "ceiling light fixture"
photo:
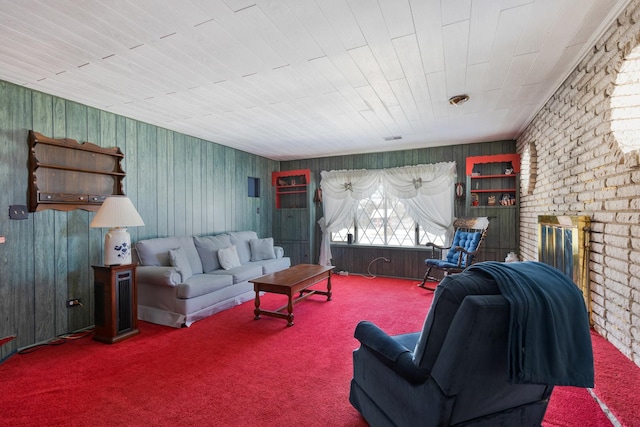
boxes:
[448,94,470,106]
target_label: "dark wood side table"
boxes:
[92,264,139,344]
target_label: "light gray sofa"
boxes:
[134,231,291,328]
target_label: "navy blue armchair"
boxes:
[350,268,552,426]
[350,262,594,426]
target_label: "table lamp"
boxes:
[90,196,145,265]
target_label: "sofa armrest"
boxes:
[354,321,430,384]
[274,246,284,259]
[136,266,181,287]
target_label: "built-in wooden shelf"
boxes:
[272,169,310,209]
[28,130,126,212]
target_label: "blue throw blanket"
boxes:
[467,261,594,387]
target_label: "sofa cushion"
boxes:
[218,246,242,270]
[253,257,291,274]
[228,231,258,264]
[136,236,203,275]
[210,263,264,284]
[250,237,276,261]
[168,247,193,282]
[194,234,232,273]
[176,274,233,299]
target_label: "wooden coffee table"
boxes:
[250,264,334,326]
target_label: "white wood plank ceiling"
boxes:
[0,0,631,160]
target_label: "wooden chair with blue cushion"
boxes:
[419,217,489,290]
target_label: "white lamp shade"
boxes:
[91,196,144,265]
[90,196,145,228]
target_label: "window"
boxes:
[331,184,446,247]
[611,45,640,166]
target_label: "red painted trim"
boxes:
[466,154,521,175]
[272,169,311,186]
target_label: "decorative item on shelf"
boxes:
[500,193,511,206]
[471,193,479,206]
[487,195,496,206]
[505,167,514,174]
[277,177,287,187]
[90,196,145,265]
[510,195,516,205]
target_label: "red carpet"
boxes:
[0,275,635,426]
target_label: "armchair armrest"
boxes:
[425,242,451,251]
[136,265,181,287]
[354,321,430,384]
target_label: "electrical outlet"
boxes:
[67,299,81,307]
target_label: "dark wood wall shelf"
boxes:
[28,130,125,212]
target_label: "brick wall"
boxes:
[517,0,640,367]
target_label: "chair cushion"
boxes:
[445,231,481,265]
[424,259,463,269]
[412,269,499,372]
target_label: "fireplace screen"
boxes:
[538,215,592,323]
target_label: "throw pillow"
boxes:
[228,231,258,264]
[168,247,193,282]
[250,237,276,261]
[194,234,232,273]
[218,246,241,270]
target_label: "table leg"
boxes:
[287,294,294,326]
[326,272,332,301]
[254,290,261,320]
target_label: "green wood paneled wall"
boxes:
[0,80,277,358]
[280,140,518,279]
[0,76,517,357]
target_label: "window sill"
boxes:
[329,243,438,252]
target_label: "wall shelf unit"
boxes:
[272,169,311,209]
[272,169,313,265]
[28,130,125,212]
[467,154,520,208]
[465,153,521,262]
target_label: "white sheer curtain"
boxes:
[317,162,457,266]
[382,162,456,240]
[317,169,379,266]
